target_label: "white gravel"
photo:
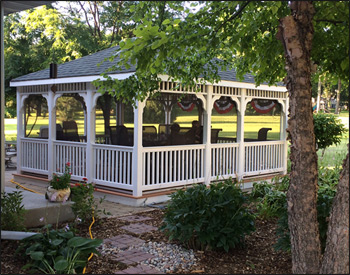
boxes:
[98,240,199,273]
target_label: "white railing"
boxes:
[142,145,205,190]
[21,138,48,173]
[93,144,133,190]
[244,141,285,176]
[211,143,239,180]
[54,141,87,179]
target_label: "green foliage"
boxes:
[313,113,346,150]
[96,1,348,106]
[161,180,255,252]
[251,177,289,220]
[49,163,71,190]
[1,190,27,231]
[16,225,102,274]
[70,179,110,222]
[274,165,340,252]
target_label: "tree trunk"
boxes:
[277,2,321,273]
[97,94,112,136]
[334,78,341,114]
[320,145,349,274]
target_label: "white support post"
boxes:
[237,89,246,180]
[132,100,145,197]
[82,85,95,182]
[46,89,56,179]
[283,97,289,175]
[203,87,211,186]
[16,92,25,175]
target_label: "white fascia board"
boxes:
[158,74,287,92]
[10,72,135,87]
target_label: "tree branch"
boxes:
[211,1,251,38]
[315,19,346,25]
[78,1,94,37]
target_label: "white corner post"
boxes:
[283,97,289,175]
[132,100,145,197]
[16,92,27,175]
[202,86,212,186]
[81,84,97,182]
[45,88,58,180]
[237,89,247,181]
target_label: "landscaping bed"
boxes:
[1,208,291,274]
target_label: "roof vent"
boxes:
[50,63,57,78]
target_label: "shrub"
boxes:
[250,181,274,201]
[16,224,102,274]
[313,113,346,152]
[1,190,27,231]
[70,179,110,222]
[161,179,255,252]
[250,176,289,220]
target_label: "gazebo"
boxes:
[10,46,288,204]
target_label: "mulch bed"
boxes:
[1,209,292,274]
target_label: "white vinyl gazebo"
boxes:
[10,46,288,202]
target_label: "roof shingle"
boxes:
[11,46,282,86]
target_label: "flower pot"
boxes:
[45,186,71,202]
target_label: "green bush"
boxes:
[313,113,346,151]
[250,181,274,200]
[16,224,102,274]
[1,190,27,231]
[160,180,255,252]
[70,179,110,222]
[250,176,289,220]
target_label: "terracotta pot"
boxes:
[45,186,71,202]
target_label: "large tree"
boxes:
[95,1,349,273]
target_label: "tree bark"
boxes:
[320,145,349,274]
[277,2,321,273]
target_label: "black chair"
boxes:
[211,129,222,143]
[108,125,132,146]
[62,120,80,142]
[258,127,272,141]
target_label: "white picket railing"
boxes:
[142,145,205,190]
[93,144,133,190]
[53,141,87,179]
[211,143,239,180]
[19,138,286,194]
[21,138,48,173]
[244,141,285,176]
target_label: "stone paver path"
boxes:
[114,264,164,274]
[121,223,158,234]
[103,234,145,249]
[101,215,165,274]
[118,215,153,222]
[112,248,155,265]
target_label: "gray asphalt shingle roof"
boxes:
[11,46,281,86]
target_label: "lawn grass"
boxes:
[5,112,284,141]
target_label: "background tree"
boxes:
[94,1,349,273]
[4,1,142,117]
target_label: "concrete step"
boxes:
[4,187,74,228]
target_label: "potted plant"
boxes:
[45,162,71,202]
